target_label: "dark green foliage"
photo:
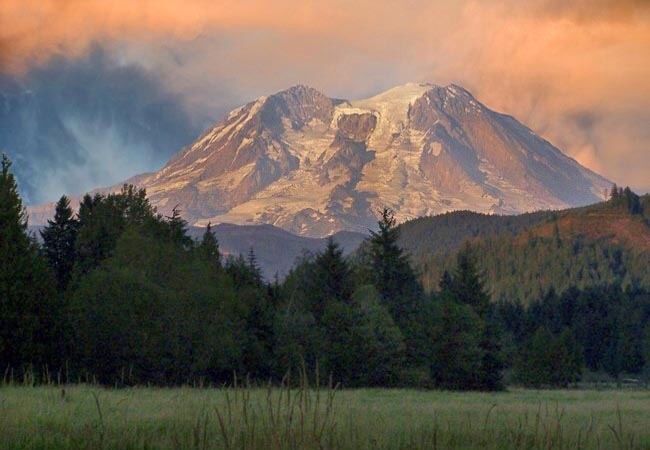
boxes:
[166,206,193,248]
[451,245,491,318]
[608,185,643,215]
[74,185,158,278]
[513,327,583,387]
[40,196,78,291]
[0,154,59,372]
[439,270,453,293]
[70,227,244,384]
[642,323,650,382]
[440,249,504,390]
[349,285,405,386]
[428,299,482,389]
[276,240,405,387]
[641,194,650,220]
[403,190,650,298]
[308,238,354,319]
[399,209,551,262]
[495,283,650,384]
[364,208,422,322]
[359,209,429,375]
[197,222,222,272]
[4,156,650,391]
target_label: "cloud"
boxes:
[2,0,649,193]
[0,48,203,204]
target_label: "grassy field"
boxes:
[0,384,649,449]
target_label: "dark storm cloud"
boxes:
[0,47,204,204]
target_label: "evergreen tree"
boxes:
[74,193,112,276]
[226,254,262,289]
[452,245,491,318]
[366,208,421,323]
[74,186,159,277]
[167,206,192,248]
[349,285,405,386]
[197,223,221,271]
[449,245,504,390]
[642,323,650,384]
[439,270,453,293]
[514,327,583,387]
[309,238,354,319]
[0,154,58,371]
[311,239,362,381]
[40,196,78,291]
[429,299,483,390]
[246,247,262,282]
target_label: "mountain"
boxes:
[397,192,650,304]
[28,83,611,237]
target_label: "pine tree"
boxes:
[309,238,354,318]
[450,244,504,390]
[349,285,405,386]
[366,208,421,322]
[514,327,583,387]
[74,193,117,276]
[429,299,483,389]
[0,154,28,252]
[439,270,453,294]
[167,206,192,248]
[247,247,258,270]
[0,154,57,370]
[452,245,491,318]
[198,223,221,271]
[246,247,263,283]
[40,196,78,291]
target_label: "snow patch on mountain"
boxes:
[28,83,612,237]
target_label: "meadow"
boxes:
[0,382,649,450]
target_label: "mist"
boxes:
[0,48,204,204]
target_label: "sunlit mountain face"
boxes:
[28,83,611,237]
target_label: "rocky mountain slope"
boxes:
[29,83,612,237]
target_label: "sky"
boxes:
[1,0,649,202]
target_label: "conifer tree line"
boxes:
[411,187,650,305]
[1,154,650,389]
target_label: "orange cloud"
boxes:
[2,0,649,191]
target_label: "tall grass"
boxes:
[0,373,648,449]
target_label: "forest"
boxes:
[401,190,650,303]
[2,154,650,389]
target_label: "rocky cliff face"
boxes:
[28,83,612,237]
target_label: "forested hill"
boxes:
[399,189,650,304]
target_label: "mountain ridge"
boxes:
[398,192,650,303]
[28,82,612,237]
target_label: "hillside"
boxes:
[399,191,650,304]
[186,224,365,279]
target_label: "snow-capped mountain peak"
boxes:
[29,83,612,237]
